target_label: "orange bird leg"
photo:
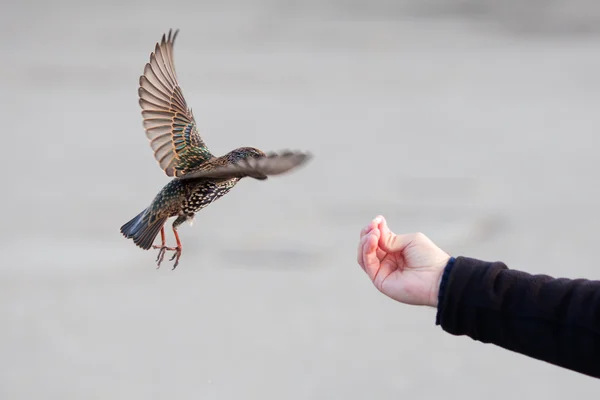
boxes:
[152,227,177,269]
[169,226,183,270]
[152,227,167,248]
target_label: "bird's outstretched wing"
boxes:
[139,29,213,177]
[177,150,312,180]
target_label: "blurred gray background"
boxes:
[2,0,600,398]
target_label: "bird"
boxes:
[120,29,312,269]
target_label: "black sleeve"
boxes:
[435,256,600,378]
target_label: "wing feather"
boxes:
[177,150,312,180]
[138,29,213,177]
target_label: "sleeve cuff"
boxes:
[435,256,456,325]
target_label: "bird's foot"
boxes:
[152,245,178,269]
[169,246,182,270]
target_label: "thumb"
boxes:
[378,217,417,254]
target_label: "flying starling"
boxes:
[120,29,312,269]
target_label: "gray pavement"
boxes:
[2,1,600,398]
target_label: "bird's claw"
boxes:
[169,246,182,270]
[152,245,179,269]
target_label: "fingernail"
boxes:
[374,216,382,224]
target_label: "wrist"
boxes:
[428,256,452,308]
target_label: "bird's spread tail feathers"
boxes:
[120,209,167,250]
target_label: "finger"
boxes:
[359,217,380,239]
[362,229,381,281]
[357,231,376,272]
[380,232,419,254]
[369,217,386,260]
[357,234,368,271]
[359,224,371,239]
[377,216,389,239]
[358,216,384,271]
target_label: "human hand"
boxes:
[357,215,451,307]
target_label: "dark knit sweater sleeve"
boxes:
[435,256,600,378]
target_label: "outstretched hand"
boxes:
[357,216,451,307]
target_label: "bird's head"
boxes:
[222,147,268,180]
[227,147,266,162]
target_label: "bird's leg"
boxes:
[169,216,185,270]
[152,226,177,269]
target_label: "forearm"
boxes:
[436,256,600,378]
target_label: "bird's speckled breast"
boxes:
[146,177,239,220]
[182,178,239,216]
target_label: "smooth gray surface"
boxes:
[2,1,600,398]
